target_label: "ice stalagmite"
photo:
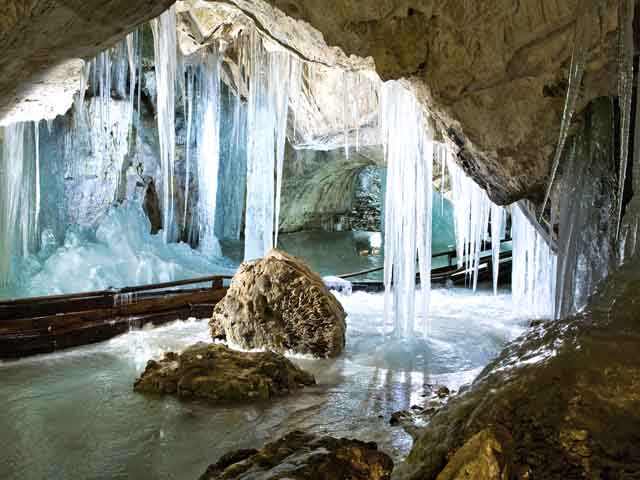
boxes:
[151,6,179,243]
[195,50,222,256]
[381,81,433,338]
[512,203,557,319]
[242,31,291,260]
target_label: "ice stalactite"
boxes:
[217,83,248,242]
[183,67,195,232]
[615,0,636,239]
[555,98,618,319]
[381,80,433,338]
[512,203,557,319]
[445,152,504,292]
[241,30,295,260]
[491,204,504,295]
[539,0,596,218]
[195,50,223,256]
[151,6,179,243]
[0,123,40,288]
[620,58,640,260]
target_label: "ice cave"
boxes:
[0,1,639,479]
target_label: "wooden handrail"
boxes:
[0,274,232,306]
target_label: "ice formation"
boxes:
[615,0,636,239]
[445,150,505,292]
[0,123,40,287]
[1,203,236,300]
[511,203,557,319]
[240,30,298,260]
[539,0,597,217]
[151,6,179,243]
[380,81,433,338]
[194,50,223,256]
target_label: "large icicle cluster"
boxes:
[511,203,557,319]
[240,30,298,260]
[0,123,40,287]
[445,151,505,294]
[194,50,223,256]
[151,6,179,243]
[380,81,433,338]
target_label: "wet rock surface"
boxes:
[393,260,640,479]
[133,342,315,403]
[211,249,347,358]
[389,384,453,440]
[199,430,394,480]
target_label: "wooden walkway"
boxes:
[0,241,513,359]
[0,276,230,359]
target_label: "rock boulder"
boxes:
[199,430,394,480]
[133,342,315,403]
[210,249,347,358]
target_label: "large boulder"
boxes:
[133,342,315,403]
[210,249,347,358]
[199,430,394,480]
[392,258,640,479]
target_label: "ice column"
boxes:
[512,203,557,319]
[242,31,291,260]
[151,6,179,243]
[381,81,433,338]
[195,51,222,256]
[0,123,40,287]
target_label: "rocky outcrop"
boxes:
[225,0,619,205]
[280,144,383,232]
[210,249,347,357]
[0,0,174,123]
[392,258,640,480]
[199,430,394,480]
[133,342,315,403]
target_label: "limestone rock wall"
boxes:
[225,0,620,205]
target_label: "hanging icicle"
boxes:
[0,122,40,288]
[151,6,179,243]
[446,152,503,291]
[241,30,292,260]
[615,0,636,239]
[539,0,597,218]
[195,49,223,256]
[381,80,433,338]
[512,203,557,319]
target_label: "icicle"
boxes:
[381,80,433,338]
[490,203,503,295]
[196,50,222,256]
[183,67,194,231]
[512,203,557,319]
[0,122,40,287]
[615,0,636,239]
[151,6,179,243]
[242,31,291,260]
[446,153,502,290]
[539,0,597,217]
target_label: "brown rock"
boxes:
[133,342,315,403]
[435,428,514,480]
[210,249,347,358]
[199,430,394,480]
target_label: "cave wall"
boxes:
[226,0,619,206]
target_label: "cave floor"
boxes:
[0,287,527,480]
